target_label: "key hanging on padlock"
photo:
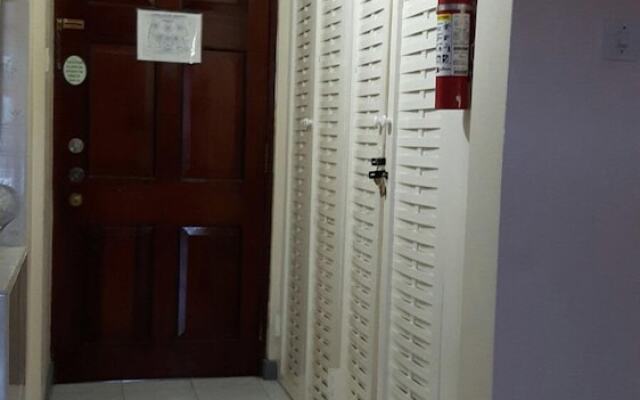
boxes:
[368,170,388,198]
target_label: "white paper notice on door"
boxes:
[137,10,202,64]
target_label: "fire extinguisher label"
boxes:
[436,14,453,76]
[437,12,471,77]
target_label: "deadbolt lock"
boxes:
[68,167,86,183]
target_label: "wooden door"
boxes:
[52,0,275,383]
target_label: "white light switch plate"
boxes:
[603,19,640,61]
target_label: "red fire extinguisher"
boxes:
[436,0,475,110]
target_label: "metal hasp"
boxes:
[369,158,389,198]
[368,170,389,180]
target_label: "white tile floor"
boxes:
[51,377,291,400]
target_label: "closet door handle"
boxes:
[300,118,313,130]
[374,115,393,135]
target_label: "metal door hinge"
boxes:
[56,18,85,32]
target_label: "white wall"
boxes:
[493,1,640,399]
[457,0,513,399]
[1,0,28,247]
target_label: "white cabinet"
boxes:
[282,1,469,400]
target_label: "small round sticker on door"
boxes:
[63,56,87,86]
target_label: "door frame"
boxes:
[26,1,55,399]
[265,0,291,364]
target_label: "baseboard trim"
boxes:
[261,359,278,381]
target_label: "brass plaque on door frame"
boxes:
[56,18,85,31]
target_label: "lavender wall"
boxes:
[493,1,640,399]
[0,0,28,246]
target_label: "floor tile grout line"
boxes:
[260,380,275,400]
[258,378,271,400]
[190,378,201,400]
[259,377,275,400]
[258,380,268,400]
[262,379,291,400]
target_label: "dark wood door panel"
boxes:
[77,225,250,343]
[54,224,259,382]
[53,0,274,383]
[86,1,247,51]
[79,181,244,224]
[87,3,137,45]
[55,338,260,382]
[82,226,154,343]
[182,51,246,180]
[89,45,155,178]
[178,227,242,340]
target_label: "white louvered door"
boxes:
[384,2,442,398]
[309,1,354,399]
[281,1,470,399]
[282,0,318,398]
[342,0,394,399]
[382,1,469,400]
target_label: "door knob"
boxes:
[69,193,83,207]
